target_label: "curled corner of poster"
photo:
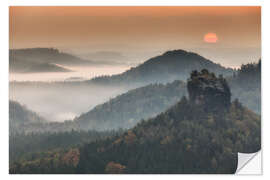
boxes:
[236,150,262,175]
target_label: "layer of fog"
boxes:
[10,65,131,82]
[9,82,129,122]
[9,63,134,122]
[67,49,161,67]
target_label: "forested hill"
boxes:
[76,70,260,174]
[10,70,261,174]
[228,60,261,114]
[9,48,94,73]
[77,60,261,131]
[90,49,234,86]
[75,80,187,130]
[9,100,47,134]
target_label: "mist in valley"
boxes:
[9,49,134,123]
[9,80,129,122]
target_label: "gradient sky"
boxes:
[9,6,261,68]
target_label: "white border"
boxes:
[2,0,269,179]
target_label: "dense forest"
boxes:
[9,130,123,164]
[10,70,261,174]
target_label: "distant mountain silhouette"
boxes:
[90,49,234,86]
[9,48,95,73]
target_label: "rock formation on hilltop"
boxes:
[187,69,231,113]
[10,70,261,174]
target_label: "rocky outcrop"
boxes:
[187,69,231,113]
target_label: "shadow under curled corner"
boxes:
[236,151,262,175]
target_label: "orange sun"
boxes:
[204,33,218,43]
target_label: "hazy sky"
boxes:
[9,6,261,68]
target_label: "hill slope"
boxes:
[90,49,234,86]
[9,48,94,73]
[75,70,260,174]
[75,80,187,130]
[9,100,47,134]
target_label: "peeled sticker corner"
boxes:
[236,150,262,175]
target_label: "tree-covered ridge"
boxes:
[76,70,260,174]
[9,100,48,134]
[9,100,46,123]
[9,100,77,134]
[90,49,234,86]
[75,80,187,130]
[76,100,260,174]
[228,60,261,114]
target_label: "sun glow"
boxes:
[204,33,218,43]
